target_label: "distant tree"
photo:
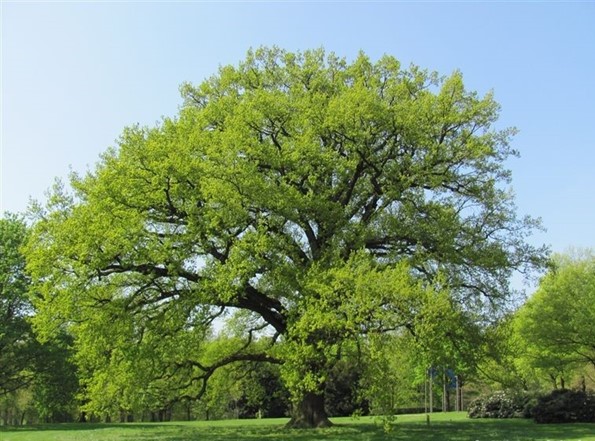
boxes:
[25,47,546,428]
[0,215,35,396]
[362,289,484,416]
[476,314,542,391]
[221,357,290,419]
[323,340,369,417]
[0,215,79,423]
[514,251,595,388]
[31,332,79,423]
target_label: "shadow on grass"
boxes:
[117,420,595,441]
[0,422,180,432]
[388,419,594,441]
[170,421,592,441]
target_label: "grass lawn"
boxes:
[1,412,593,441]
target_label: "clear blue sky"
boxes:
[2,1,594,257]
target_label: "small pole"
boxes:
[429,369,433,413]
[461,382,464,411]
[424,368,428,414]
[443,371,447,412]
[425,368,430,425]
[455,375,460,412]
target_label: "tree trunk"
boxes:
[285,392,332,428]
[456,376,464,412]
[550,374,558,390]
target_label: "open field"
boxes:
[1,412,594,441]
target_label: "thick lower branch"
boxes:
[233,285,287,334]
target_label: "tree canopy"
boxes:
[1,215,79,423]
[0,215,33,395]
[514,251,595,387]
[25,47,546,427]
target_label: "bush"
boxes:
[468,391,535,419]
[532,389,595,424]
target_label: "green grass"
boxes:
[1,412,593,441]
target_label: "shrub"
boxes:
[468,390,535,419]
[532,389,595,424]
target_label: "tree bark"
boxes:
[285,392,332,428]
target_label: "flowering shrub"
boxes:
[468,391,534,419]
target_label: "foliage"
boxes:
[24,47,546,425]
[476,314,545,391]
[324,354,368,417]
[0,215,79,424]
[0,215,35,395]
[360,289,484,418]
[476,251,595,393]
[514,251,595,387]
[0,388,37,425]
[240,362,290,418]
[467,390,536,419]
[192,353,290,420]
[532,389,595,424]
[31,333,79,423]
[360,332,418,417]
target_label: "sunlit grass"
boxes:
[1,412,594,441]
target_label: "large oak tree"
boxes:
[25,48,545,427]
